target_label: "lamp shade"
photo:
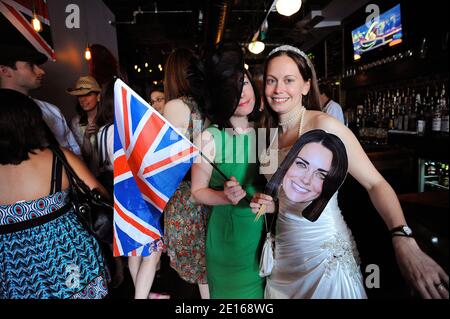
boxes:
[276,0,302,17]
[248,41,265,54]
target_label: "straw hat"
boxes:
[67,76,101,96]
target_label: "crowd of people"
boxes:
[0,40,448,300]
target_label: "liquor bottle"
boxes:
[427,161,436,176]
[443,164,449,188]
[416,93,426,136]
[431,86,441,135]
[440,84,449,134]
[403,89,410,131]
[388,106,395,130]
[356,105,363,129]
[409,89,417,132]
[424,86,433,135]
[381,94,388,128]
[396,90,406,131]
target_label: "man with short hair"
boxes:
[318,83,345,124]
[0,45,81,155]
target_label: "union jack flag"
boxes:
[0,0,55,60]
[113,79,199,257]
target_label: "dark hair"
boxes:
[164,48,196,102]
[189,41,258,129]
[0,89,52,165]
[89,44,119,86]
[150,84,164,95]
[265,129,348,222]
[245,69,261,124]
[0,61,17,69]
[263,50,321,148]
[318,82,331,97]
[96,79,115,127]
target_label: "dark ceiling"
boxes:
[103,0,370,85]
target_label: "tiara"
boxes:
[268,45,314,70]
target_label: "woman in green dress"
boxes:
[191,42,266,298]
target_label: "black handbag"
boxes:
[97,123,114,194]
[51,145,113,242]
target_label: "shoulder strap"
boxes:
[263,201,278,235]
[98,124,113,168]
[50,145,112,209]
[49,152,63,194]
[49,152,56,194]
[54,155,63,192]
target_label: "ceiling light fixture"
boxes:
[276,0,302,17]
[248,1,276,55]
[31,11,42,32]
[84,44,92,61]
[248,40,265,54]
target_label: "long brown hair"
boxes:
[265,129,348,222]
[263,50,321,148]
[164,48,195,101]
[96,79,115,127]
[89,44,119,86]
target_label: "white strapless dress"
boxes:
[263,148,367,299]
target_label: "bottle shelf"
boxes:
[424,181,449,190]
[388,130,418,135]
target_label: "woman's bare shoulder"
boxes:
[163,98,190,113]
[307,110,346,134]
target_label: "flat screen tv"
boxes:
[351,4,403,60]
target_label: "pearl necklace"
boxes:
[260,106,306,167]
[278,106,301,127]
[297,106,306,137]
[278,105,306,136]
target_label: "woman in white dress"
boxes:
[250,45,448,299]
[259,129,365,298]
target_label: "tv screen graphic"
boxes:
[352,4,403,60]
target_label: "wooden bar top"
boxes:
[398,191,449,210]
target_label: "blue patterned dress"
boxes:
[0,188,109,298]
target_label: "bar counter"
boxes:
[398,191,449,271]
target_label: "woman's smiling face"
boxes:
[282,142,332,203]
[265,54,310,115]
[78,92,98,112]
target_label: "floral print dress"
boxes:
[163,97,207,284]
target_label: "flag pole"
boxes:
[199,151,251,204]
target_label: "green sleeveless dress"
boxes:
[206,126,265,298]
